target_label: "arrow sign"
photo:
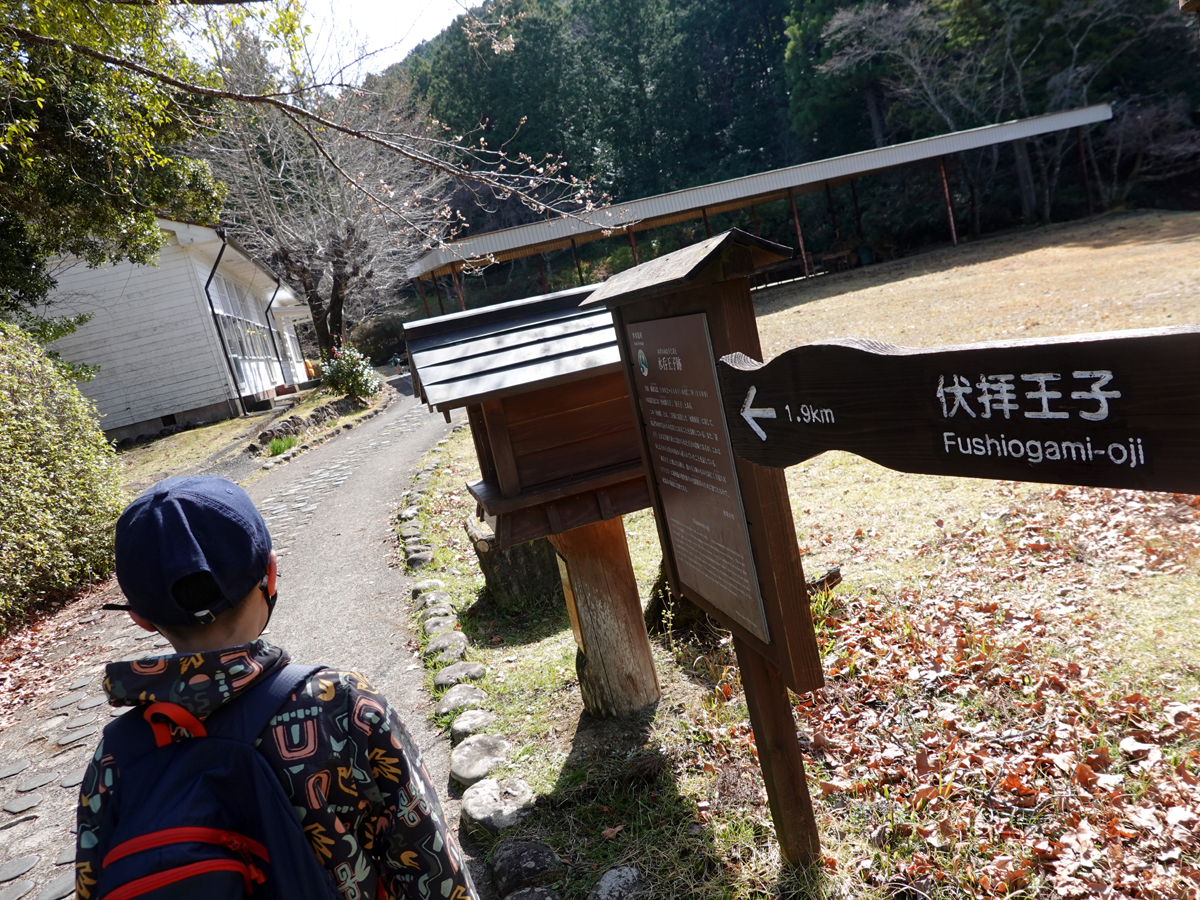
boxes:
[740,386,776,440]
[717,326,1200,494]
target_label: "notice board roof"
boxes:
[584,230,792,308]
[406,284,623,410]
[407,103,1113,279]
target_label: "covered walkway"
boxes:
[408,104,1111,311]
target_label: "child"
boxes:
[76,475,477,900]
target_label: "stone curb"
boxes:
[399,425,532,892]
[259,386,399,471]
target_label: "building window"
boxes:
[211,274,279,395]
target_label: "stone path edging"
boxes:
[258,386,399,472]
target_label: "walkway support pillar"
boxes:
[535,255,549,294]
[626,227,640,266]
[938,157,959,247]
[416,277,431,318]
[571,239,585,286]
[701,208,712,238]
[788,188,810,278]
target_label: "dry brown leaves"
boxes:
[794,487,1200,899]
[0,577,118,730]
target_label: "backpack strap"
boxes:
[204,664,325,743]
[102,664,324,764]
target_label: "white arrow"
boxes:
[740,385,776,441]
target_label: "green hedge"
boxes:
[0,324,123,623]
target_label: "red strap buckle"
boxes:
[142,703,207,747]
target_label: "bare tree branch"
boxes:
[3,23,599,223]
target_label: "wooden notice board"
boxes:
[627,314,769,641]
[585,229,824,696]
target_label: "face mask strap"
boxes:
[260,577,278,629]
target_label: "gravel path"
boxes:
[0,382,494,898]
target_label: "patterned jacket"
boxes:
[75,640,477,900]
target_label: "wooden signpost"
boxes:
[586,230,825,866]
[588,229,1200,869]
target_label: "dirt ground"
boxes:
[754,209,1200,353]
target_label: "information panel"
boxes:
[627,314,769,642]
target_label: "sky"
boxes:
[303,0,467,79]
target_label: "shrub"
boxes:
[321,344,381,400]
[268,435,297,456]
[0,324,123,624]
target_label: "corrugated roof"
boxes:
[406,285,623,410]
[408,103,1113,279]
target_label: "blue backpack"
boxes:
[94,664,342,900]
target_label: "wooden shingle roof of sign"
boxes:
[583,229,793,308]
[405,285,622,411]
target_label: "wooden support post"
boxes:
[788,188,810,278]
[734,636,821,867]
[824,182,839,236]
[1076,126,1094,216]
[627,227,640,266]
[750,205,761,237]
[480,399,520,498]
[549,517,661,719]
[535,255,549,294]
[572,239,585,286]
[435,277,447,316]
[938,157,958,247]
[452,267,466,311]
[850,180,864,241]
[416,278,430,318]
[702,208,712,238]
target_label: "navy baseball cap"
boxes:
[113,476,272,628]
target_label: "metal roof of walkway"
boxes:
[408,103,1112,280]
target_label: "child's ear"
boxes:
[265,551,278,596]
[128,610,158,633]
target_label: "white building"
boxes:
[45,220,313,442]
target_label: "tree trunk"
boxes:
[548,518,660,719]
[310,303,333,357]
[278,252,333,357]
[464,518,561,612]
[328,270,347,348]
[1032,137,1054,224]
[864,85,885,149]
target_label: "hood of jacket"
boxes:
[103,639,289,721]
